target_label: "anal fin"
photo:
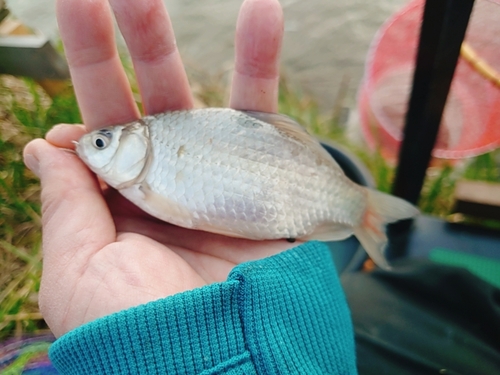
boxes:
[301,223,353,242]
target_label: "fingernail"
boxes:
[24,154,40,177]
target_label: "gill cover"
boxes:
[76,120,151,189]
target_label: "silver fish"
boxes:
[76,108,418,268]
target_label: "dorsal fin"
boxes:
[242,110,340,168]
[243,110,312,140]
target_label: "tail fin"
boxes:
[353,189,419,270]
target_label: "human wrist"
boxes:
[49,242,357,374]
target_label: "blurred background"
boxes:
[9,0,408,112]
[2,0,500,372]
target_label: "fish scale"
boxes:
[76,107,419,268]
[147,109,363,237]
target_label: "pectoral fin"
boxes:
[119,183,194,228]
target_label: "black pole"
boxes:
[391,0,475,205]
[386,0,475,260]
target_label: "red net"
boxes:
[358,0,500,160]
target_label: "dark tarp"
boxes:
[342,261,500,375]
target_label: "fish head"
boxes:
[76,121,151,189]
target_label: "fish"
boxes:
[76,108,418,268]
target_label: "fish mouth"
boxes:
[72,140,81,156]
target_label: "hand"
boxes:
[23,0,296,338]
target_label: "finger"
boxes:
[108,0,193,114]
[230,0,283,112]
[56,0,140,129]
[23,139,115,267]
[45,124,86,149]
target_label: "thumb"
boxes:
[23,139,115,268]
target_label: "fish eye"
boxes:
[92,135,109,150]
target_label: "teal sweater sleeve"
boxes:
[49,241,357,374]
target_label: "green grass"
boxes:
[0,76,82,340]
[1,66,500,340]
[0,77,45,340]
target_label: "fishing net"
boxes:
[358,0,500,160]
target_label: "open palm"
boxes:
[23,0,295,338]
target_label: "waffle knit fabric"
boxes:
[49,241,357,374]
